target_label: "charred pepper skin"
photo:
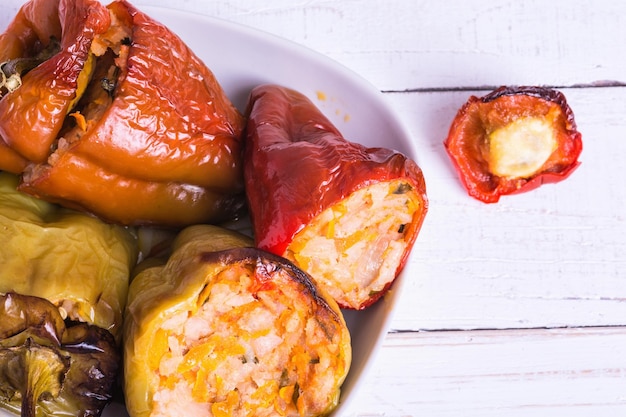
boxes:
[0,292,120,417]
[0,0,245,227]
[444,86,583,203]
[243,84,428,310]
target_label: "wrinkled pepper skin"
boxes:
[0,0,62,174]
[0,172,138,341]
[0,0,109,165]
[0,292,120,417]
[444,86,583,203]
[124,225,351,417]
[243,84,428,309]
[0,0,245,227]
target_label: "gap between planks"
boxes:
[382,81,626,94]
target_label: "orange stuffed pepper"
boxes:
[0,0,245,226]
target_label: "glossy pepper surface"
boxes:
[123,225,351,417]
[444,86,583,203]
[0,0,108,166]
[0,0,245,226]
[243,84,428,309]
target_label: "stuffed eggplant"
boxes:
[124,225,352,417]
[243,84,428,310]
[0,172,138,416]
[0,0,245,226]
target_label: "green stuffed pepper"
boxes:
[0,172,138,417]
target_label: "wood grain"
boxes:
[347,327,626,416]
[135,0,626,91]
[389,87,626,331]
[158,2,625,414]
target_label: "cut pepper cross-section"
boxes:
[124,225,352,417]
[444,85,583,203]
[243,84,428,310]
[285,179,422,309]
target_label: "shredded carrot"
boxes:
[149,329,169,371]
[69,111,87,131]
[192,366,211,403]
[211,390,240,417]
[250,379,278,408]
[291,347,312,377]
[275,384,296,415]
[296,394,306,416]
[325,215,336,238]
[162,372,178,391]
[179,335,245,374]
[278,384,295,403]
[339,228,369,251]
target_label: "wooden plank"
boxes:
[137,0,626,91]
[345,327,626,416]
[385,86,626,331]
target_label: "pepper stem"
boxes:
[0,36,60,98]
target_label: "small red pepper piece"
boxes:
[244,84,428,309]
[443,86,582,203]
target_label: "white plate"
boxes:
[1,2,418,416]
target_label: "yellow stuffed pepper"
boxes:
[124,225,352,417]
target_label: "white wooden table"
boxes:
[5,0,626,416]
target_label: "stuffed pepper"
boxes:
[0,0,245,227]
[0,172,138,416]
[444,85,583,203]
[124,225,351,417]
[243,84,428,310]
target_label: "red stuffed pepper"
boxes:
[444,86,583,203]
[244,84,428,310]
[0,0,245,226]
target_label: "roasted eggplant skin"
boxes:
[444,86,583,203]
[0,171,138,341]
[0,292,120,417]
[0,0,246,227]
[243,84,428,309]
[124,225,351,417]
